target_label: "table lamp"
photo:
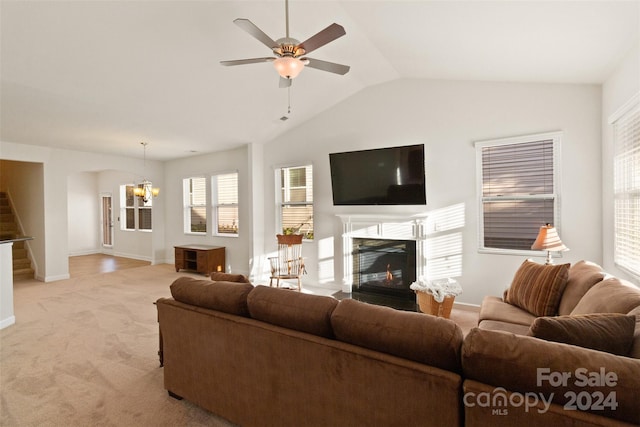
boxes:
[531,223,568,265]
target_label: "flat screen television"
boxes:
[329,144,426,205]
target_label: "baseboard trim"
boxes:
[453,301,480,312]
[0,315,16,330]
[44,274,71,282]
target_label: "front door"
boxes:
[101,194,113,248]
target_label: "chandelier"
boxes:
[133,142,159,203]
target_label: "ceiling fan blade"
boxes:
[304,58,350,75]
[298,23,346,55]
[220,57,275,66]
[233,18,278,49]
[279,77,292,88]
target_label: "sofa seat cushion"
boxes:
[247,286,338,338]
[505,260,570,317]
[478,319,531,335]
[558,260,605,315]
[462,328,640,425]
[528,313,636,356]
[570,277,640,315]
[170,277,253,316]
[479,296,537,327]
[331,299,463,373]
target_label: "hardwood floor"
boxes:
[68,254,150,277]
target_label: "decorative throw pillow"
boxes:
[505,260,570,317]
[528,313,636,356]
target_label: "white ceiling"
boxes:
[1,0,638,161]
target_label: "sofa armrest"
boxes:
[462,328,640,425]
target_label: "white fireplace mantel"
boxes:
[337,213,428,293]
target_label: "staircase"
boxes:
[0,192,34,280]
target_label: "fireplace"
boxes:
[337,212,428,296]
[353,238,417,299]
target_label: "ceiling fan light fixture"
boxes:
[273,56,305,79]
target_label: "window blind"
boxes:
[613,99,640,277]
[478,135,558,251]
[215,172,238,235]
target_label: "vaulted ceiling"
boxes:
[1,1,638,160]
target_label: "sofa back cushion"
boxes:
[570,277,640,315]
[247,286,338,338]
[557,260,605,315]
[528,313,636,356]
[331,299,463,373]
[170,277,253,316]
[505,260,570,317]
[629,306,640,359]
[210,272,250,283]
[462,328,640,425]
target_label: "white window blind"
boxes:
[213,172,239,235]
[279,165,314,240]
[184,177,207,233]
[613,96,640,277]
[476,132,560,252]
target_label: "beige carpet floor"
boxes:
[1,264,236,427]
[1,263,479,426]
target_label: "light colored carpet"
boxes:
[1,264,236,427]
[1,263,479,426]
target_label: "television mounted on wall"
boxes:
[329,144,426,206]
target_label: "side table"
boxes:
[174,245,225,275]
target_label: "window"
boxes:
[277,165,314,240]
[611,94,640,277]
[212,172,239,235]
[138,184,153,231]
[120,184,152,231]
[476,132,561,253]
[183,177,207,234]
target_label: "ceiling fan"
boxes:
[220,0,350,88]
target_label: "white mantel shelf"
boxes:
[337,213,428,293]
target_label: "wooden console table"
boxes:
[174,245,225,275]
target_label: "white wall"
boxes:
[262,78,603,305]
[67,172,100,255]
[163,145,252,277]
[602,43,640,283]
[97,169,155,262]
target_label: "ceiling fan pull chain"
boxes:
[288,86,292,114]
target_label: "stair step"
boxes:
[13,258,31,269]
[0,223,17,232]
[13,248,27,258]
[13,268,34,281]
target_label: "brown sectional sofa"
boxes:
[157,276,465,427]
[470,260,640,426]
[156,262,640,427]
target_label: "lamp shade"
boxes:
[273,56,305,79]
[531,224,568,251]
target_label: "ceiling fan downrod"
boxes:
[285,0,290,39]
